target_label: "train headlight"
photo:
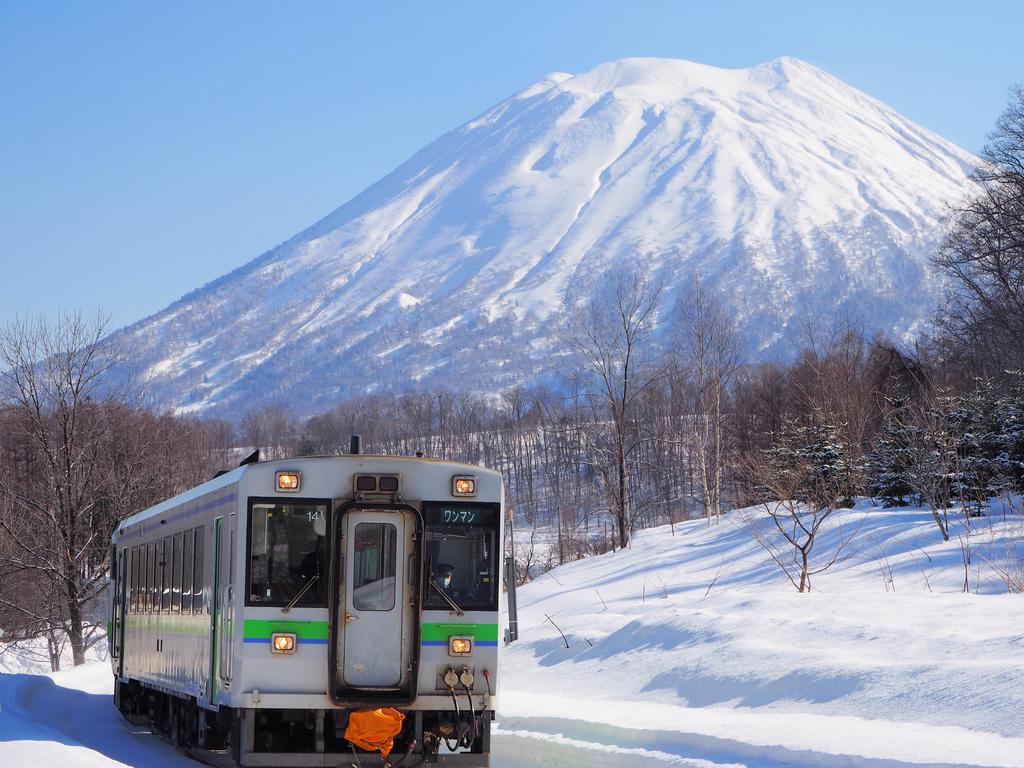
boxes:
[276,471,301,492]
[271,632,297,654]
[449,636,473,656]
[452,476,476,497]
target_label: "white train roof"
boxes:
[114,454,501,534]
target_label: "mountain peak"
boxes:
[748,55,846,89]
[108,57,977,417]
[553,56,829,101]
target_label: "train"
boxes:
[109,445,503,766]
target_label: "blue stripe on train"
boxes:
[243,638,497,646]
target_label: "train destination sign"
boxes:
[423,503,499,527]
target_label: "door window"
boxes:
[352,522,397,611]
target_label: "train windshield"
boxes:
[423,503,499,612]
[248,501,327,606]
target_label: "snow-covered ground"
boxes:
[0,661,195,768]
[1,499,1021,766]
[499,500,1024,766]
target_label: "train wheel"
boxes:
[229,712,242,765]
[182,699,198,748]
[169,699,181,745]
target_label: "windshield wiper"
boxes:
[282,574,320,614]
[429,578,464,616]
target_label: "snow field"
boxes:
[500,501,1024,766]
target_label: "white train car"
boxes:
[109,448,502,766]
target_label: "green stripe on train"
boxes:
[242,619,330,640]
[421,623,499,642]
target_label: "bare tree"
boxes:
[789,315,880,454]
[934,85,1024,376]
[0,463,68,669]
[568,264,663,547]
[902,392,961,542]
[240,407,266,454]
[741,421,858,592]
[0,312,131,665]
[674,277,738,524]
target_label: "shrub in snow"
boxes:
[742,420,860,592]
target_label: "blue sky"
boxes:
[2,1,1022,330]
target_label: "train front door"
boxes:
[340,510,411,687]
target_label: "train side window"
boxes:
[182,529,194,614]
[158,536,166,618]
[140,544,148,613]
[123,547,130,613]
[123,548,129,613]
[247,501,327,607]
[128,546,134,613]
[142,543,149,612]
[121,547,128,613]
[161,537,172,612]
[151,539,158,613]
[147,541,156,612]
[128,548,136,614]
[132,546,140,612]
[129,546,135,614]
[171,532,183,612]
[193,525,204,614]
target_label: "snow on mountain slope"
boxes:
[108,57,977,417]
[500,500,1024,767]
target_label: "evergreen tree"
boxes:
[991,379,1024,493]
[868,396,918,507]
[948,383,991,512]
[761,420,856,509]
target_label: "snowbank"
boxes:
[0,659,193,767]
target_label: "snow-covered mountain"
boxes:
[110,57,977,417]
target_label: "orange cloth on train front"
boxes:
[345,707,405,757]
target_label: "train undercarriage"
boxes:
[115,680,492,767]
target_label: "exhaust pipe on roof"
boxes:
[350,435,361,455]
